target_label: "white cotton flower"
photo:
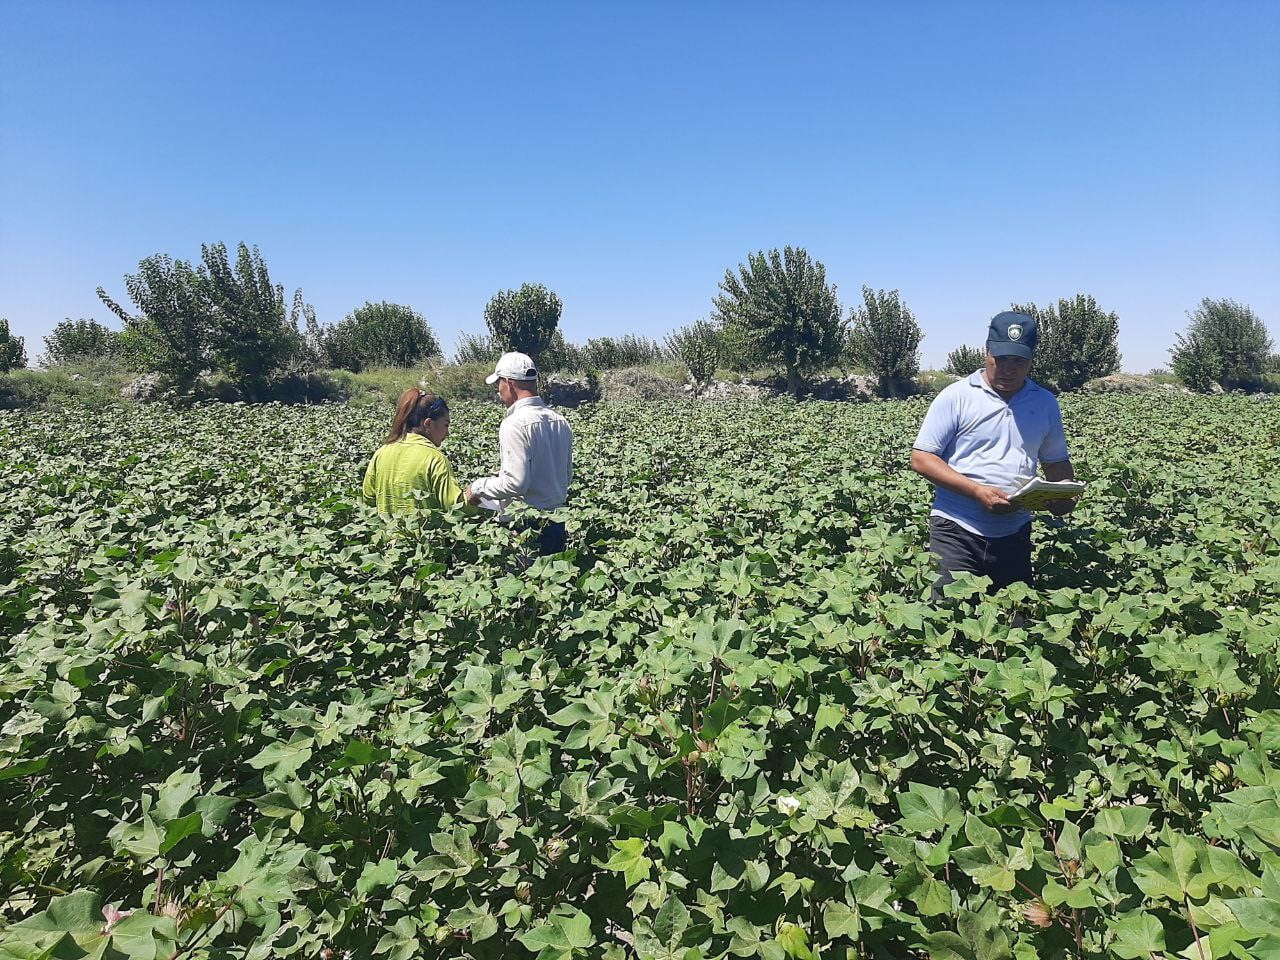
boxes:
[776,795,801,817]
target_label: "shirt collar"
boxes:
[399,433,436,447]
[969,369,1036,401]
[507,396,546,415]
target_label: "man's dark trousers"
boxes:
[929,516,1032,601]
[536,520,567,556]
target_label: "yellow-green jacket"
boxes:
[362,434,471,515]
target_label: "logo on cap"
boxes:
[1007,323,1023,342]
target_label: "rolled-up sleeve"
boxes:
[913,393,957,455]
[470,419,530,501]
[1040,403,1070,463]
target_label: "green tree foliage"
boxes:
[846,287,923,397]
[293,288,322,369]
[579,335,667,370]
[453,332,502,366]
[1170,298,1274,392]
[538,330,584,373]
[666,320,721,386]
[1012,295,1121,392]
[98,255,211,388]
[0,318,27,372]
[716,322,758,374]
[98,245,311,393]
[41,318,121,367]
[944,345,985,376]
[484,283,563,362]
[712,247,844,395]
[320,301,442,372]
[201,243,308,394]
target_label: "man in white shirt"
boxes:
[466,352,574,554]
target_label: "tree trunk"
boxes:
[787,365,800,398]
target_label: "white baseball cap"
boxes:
[485,351,538,384]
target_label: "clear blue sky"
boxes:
[2,1,1277,371]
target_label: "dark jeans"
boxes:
[535,520,567,556]
[511,517,566,556]
[929,516,1032,601]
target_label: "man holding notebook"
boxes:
[910,311,1079,599]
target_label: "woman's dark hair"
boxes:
[388,389,448,443]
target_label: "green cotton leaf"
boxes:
[446,902,499,943]
[927,909,1012,960]
[1249,936,1280,960]
[657,820,690,858]
[744,860,771,892]
[1203,844,1255,892]
[1094,805,1153,838]
[896,782,963,835]
[194,791,238,834]
[710,861,738,893]
[609,803,680,833]
[0,756,49,782]
[1039,797,1085,821]
[110,814,164,863]
[823,900,861,939]
[776,922,813,960]
[356,858,399,897]
[812,701,844,736]
[547,701,599,727]
[159,811,203,853]
[700,697,743,740]
[218,837,303,914]
[1132,833,1213,902]
[333,738,391,769]
[518,908,595,956]
[1226,898,1280,935]
[1265,864,1280,901]
[246,735,314,780]
[1107,912,1167,959]
[961,907,1012,960]
[894,863,953,916]
[951,845,1018,892]
[927,932,975,960]
[652,896,690,946]
[726,917,777,959]
[603,838,653,888]
[1043,879,1102,910]
[153,768,202,823]
[6,888,104,937]
[107,912,179,960]
[1085,838,1122,875]
[962,814,1003,850]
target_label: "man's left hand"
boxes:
[465,484,482,506]
[1045,498,1075,517]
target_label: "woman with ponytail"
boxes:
[362,389,473,514]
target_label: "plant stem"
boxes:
[1185,893,1206,960]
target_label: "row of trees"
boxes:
[666,249,1123,397]
[668,249,1273,396]
[6,244,1274,397]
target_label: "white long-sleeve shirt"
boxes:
[470,397,573,511]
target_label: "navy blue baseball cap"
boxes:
[987,311,1037,359]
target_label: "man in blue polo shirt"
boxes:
[910,311,1076,599]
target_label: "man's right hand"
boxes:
[971,484,1015,514]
